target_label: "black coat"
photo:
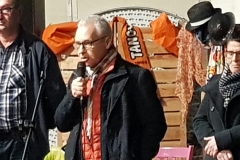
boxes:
[193,75,240,160]
[55,55,167,160]
[19,26,66,159]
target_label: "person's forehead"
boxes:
[227,41,240,51]
[75,25,96,41]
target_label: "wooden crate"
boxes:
[56,25,186,148]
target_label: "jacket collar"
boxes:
[201,75,224,114]
[104,54,128,82]
[201,74,240,107]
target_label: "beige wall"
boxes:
[210,0,240,23]
[45,0,200,26]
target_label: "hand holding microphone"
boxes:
[71,62,87,99]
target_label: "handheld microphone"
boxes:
[76,62,86,78]
[76,62,86,107]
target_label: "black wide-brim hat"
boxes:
[208,12,235,45]
[186,1,221,31]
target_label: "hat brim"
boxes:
[185,8,221,32]
[185,22,200,31]
[210,12,235,45]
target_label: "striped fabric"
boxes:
[219,64,240,108]
[85,47,117,140]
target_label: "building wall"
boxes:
[210,0,240,23]
[45,0,200,26]
[45,0,240,25]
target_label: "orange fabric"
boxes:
[150,12,179,56]
[110,17,151,70]
[175,26,206,121]
[42,22,78,54]
[81,60,115,160]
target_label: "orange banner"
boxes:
[111,17,151,70]
[42,22,78,54]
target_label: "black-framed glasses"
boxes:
[0,7,15,14]
[76,36,108,50]
[226,51,240,59]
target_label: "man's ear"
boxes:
[105,36,113,49]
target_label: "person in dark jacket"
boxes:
[0,0,66,159]
[54,15,167,160]
[193,24,240,160]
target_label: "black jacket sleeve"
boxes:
[193,94,215,147]
[134,69,167,159]
[54,74,83,132]
[38,42,67,129]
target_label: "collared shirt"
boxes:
[0,39,27,132]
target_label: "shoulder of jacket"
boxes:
[201,74,221,93]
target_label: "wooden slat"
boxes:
[161,98,181,112]
[165,112,181,126]
[58,45,77,57]
[157,84,177,97]
[141,27,152,35]
[160,140,182,147]
[59,56,79,70]
[162,126,181,141]
[153,69,177,83]
[149,54,178,68]
[145,41,169,54]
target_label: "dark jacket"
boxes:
[193,75,240,160]
[55,55,167,160]
[19,26,66,159]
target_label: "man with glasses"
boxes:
[55,15,167,160]
[193,24,240,160]
[0,0,66,160]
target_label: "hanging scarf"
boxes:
[85,47,117,139]
[219,64,240,108]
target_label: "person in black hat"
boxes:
[186,1,221,47]
[193,24,240,160]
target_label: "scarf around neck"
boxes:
[85,47,117,139]
[219,64,240,108]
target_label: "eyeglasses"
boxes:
[76,36,108,50]
[226,51,240,59]
[0,7,15,14]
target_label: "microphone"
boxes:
[76,62,86,78]
[76,62,86,107]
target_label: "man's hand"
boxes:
[216,150,233,160]
[71,77,87,98]
[204,136,218,158]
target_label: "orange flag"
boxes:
[42,22,78,54]
[111,17,151,70]
[150,12,179,56]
